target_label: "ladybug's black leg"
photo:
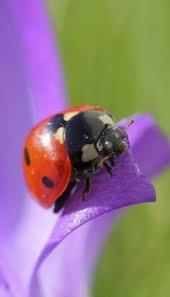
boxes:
[109,154,115,167]
[82,173,91,201]
[101,154,115,176]
[53,181,77,213]
[103,161,113,176]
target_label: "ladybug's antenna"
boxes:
[125,119,134,133]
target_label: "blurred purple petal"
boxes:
[29,114,170,297]
[0,259,24,297]
[12,0,67,121]
[0,0,66,295]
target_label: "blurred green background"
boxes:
[48,1,170,296]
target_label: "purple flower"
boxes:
[0,1,169,297]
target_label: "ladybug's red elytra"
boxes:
[23,105,128,212]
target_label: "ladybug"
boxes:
[23,105,128,213]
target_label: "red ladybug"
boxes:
[23,105,128,212]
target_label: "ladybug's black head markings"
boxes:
[96,125,127,157]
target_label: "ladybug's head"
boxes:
[95,125,128,157]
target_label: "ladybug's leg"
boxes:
[53,181,77,213]
[109,154,115,167]
[102,154,115,176]
[103,161,113,176]
[82,173,92,201]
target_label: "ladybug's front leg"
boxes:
[109,154,115,167]
[103,154,115,176]
[103,161,113,176]
[82,174,92,201]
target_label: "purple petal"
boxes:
[30,114,170,296]
[0,259,24,297]
[126,114,170,177]
[11,0,67,122]
[35,211,119,297]
[0,0,66,295]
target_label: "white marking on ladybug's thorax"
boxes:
[64,111,79,121]
[54,127,64,144]
[99,114,114,125]
[82,144,99,162]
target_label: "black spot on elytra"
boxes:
[46,114,66,134]
[42,176,54,188]
[24,147,30,166]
